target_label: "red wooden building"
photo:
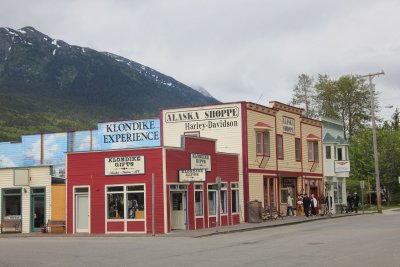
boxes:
[66,136,239,234]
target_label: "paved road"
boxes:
[0,211,399,267]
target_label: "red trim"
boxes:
[306,133,320,139]
[241,102,250,221]
[254,122,273,128]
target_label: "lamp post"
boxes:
[358,71,384,214]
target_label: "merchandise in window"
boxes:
[107,185,145,220]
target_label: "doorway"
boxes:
[170,191,187,230]
[31,188,46,232]
[74,187,89,233]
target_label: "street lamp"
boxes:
[358,71,384,214]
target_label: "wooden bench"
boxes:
[1,219,22,233]
[46,220,66,233]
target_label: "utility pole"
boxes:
[358,71,385,214]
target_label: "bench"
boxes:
[1,219,22,233]
[46,220,66,233]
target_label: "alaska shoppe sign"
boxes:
[164,106,240,131]
[98,119,160,150]
[105,156,145,176]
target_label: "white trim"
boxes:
[104,183,146,234]
[73,185,91,234]
[194,183,205,230]
[162,148,168,234]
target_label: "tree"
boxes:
[291,74,318,118]
[314,74,371,139]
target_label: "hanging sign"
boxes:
[335,160,351,172]
[179,169,206,182]
[191,153,211,171]
[105,156,145,176]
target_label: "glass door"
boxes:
[31,188,45,232]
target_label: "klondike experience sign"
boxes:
[98,119,160,149]
[105,156,145,176]
[164,106,240,131]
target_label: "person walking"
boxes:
[287,193,294,216]
[353,192,360,213]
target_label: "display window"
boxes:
[231,183,240,214]
[220,183,227,214]
[194,184,203,217]
[106,184,145,221]
[2,189,22,220]
[208,185,217,216]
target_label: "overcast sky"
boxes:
[1,0,399,120]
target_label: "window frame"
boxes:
[194,183,204,217]
[277,134,284,160]
[295,138,301,161]
[231,183,240,214]
[106,184,145,221]
[308,141,319,162]
[256,131,271,156]
[325,145,331,159]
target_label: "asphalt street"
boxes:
[0,210,399,267]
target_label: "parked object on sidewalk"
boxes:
[46,220,66,234]
[248,201,263,223]
[0,219,22,233]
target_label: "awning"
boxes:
[254,122,273,130]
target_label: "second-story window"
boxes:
[308,141,319,162]
[326,145,331,159]
[295,138,301,161]
[337,147,343,160]
[277,135,284,159]
[256,131,270,156]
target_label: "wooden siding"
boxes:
[246,109,276,171]
[162,103,245,222]
[274,110,302,173]
[301,123,323,175]
[0,166,51,233]
[51,184,66,221]
[248,173,264,206]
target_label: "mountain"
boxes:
[0,26,219,141]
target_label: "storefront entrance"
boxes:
[170,191,187,230]
[74,187,89,233]
[31,188,45,232]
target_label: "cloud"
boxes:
[1,0,399,120]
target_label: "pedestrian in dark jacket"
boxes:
[346,193,353,213]
[303,195,311,217]
[353,192,360,213]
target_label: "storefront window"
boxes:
[2,189,22,219]
[107,185,145,220]
[195,184,203,217]
[221,183,227,214]
[231,183,239,213]
[208,186,217,216]
[333,182,343,204]
[127,186,145,219]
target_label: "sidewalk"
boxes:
[0,211,377,239]
[167,211,370,238]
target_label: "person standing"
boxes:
[346,192,353,213]
[303,195,311,217]
[287,193,294,216]
[353,192,360,213]
[311,194,318,216]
